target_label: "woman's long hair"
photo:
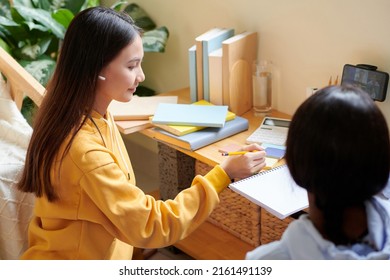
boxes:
[285,85,390,244]
[17,7,142,201]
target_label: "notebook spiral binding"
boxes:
[230,164,287,186]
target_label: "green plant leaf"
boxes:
[14,37,53,60]
[109,1,125,11]
[0,15,17,41]
[19,56,56,86]
[62,0,90,15]
[52,8,74,29]
[32,0,51,10]
[0,14,29,45]
[142,26,169,53]
[123,3,156,31]
[25,20,51,32]
[12,5,66,39]
[0,38,11,53]
[13,0,34,8]
[0,0,11,17]
[0,15,18,27]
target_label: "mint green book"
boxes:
[151,103,228,127]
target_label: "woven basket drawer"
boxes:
[195,160,293,247]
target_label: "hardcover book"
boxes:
[109,95,178,120]
[150,116,249,151]
[195,28,222,101]
[152,100,236,136]
[151,103,228,127]
[201,28,234,101]
[188,44,197,103]
[208,47,223,106]
[115,120,152,134]
[222,31,257,115]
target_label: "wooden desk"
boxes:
[138,88,290,167]
[116,87,291,260]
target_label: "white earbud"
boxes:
[98,75,106,81]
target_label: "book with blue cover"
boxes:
[195,28,222,101]
[188,44,197,103]
[150,116,249,151]
[151,103,228,127]
[202,28,234,101]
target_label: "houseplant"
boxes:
[0,0,169,122]
[0,0,168,88]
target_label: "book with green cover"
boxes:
[152,100,236,136]
[151,103,228,127]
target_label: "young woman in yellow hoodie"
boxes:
[17,6,266,259]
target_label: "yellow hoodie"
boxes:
[21,111,231,259]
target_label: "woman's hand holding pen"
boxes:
[220,143,266,180]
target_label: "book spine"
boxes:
[202,29,234,102]
[195,39,204,101]
[188,45,197,103]
[209,48,223,105]
[190,116,248,150]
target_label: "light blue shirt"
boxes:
[246,196,390,260]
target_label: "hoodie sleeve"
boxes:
[77,149,231,249]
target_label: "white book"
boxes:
[201,28,234,101]
[209,47,223,105]
[108,95,178,120]
[195,28,223,101]
[229,164,308,219]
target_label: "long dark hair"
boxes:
[285,85,390,244]
[17,7,142,201]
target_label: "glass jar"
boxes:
[252,60,272,115]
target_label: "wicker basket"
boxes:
[195,160,293,247]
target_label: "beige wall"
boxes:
[106,0,390,122]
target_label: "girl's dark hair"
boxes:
[285,85,390,244]
[17,7,142,201]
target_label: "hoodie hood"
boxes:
[247,196,390,260]
[85,110,135,184]
[285,197,390,259]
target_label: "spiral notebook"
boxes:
[229,165,308,219]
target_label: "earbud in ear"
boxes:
[98,75,106,81]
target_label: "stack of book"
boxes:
[189,28,258,116]
[150,100,249,151]
[109,95,178,134]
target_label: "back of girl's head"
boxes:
[285,85,389,242]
